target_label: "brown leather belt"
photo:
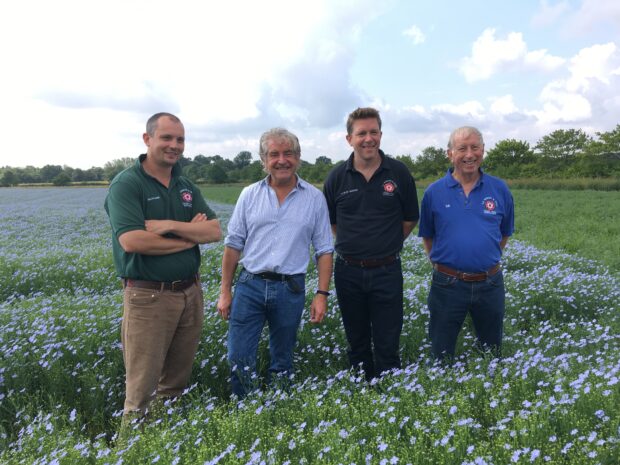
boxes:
[434,263,501,282]
[123,275,199,292]
[339,254,399,268]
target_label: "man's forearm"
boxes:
[316,253,333,292]
[422,237,433,258]
[220,246,241,292]
[118,230,195,255]
[147,218,222,244]
[403,221,417,240]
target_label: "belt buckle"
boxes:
[170,280,183,291]
[461,272,477,282]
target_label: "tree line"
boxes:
[1,126,619,187]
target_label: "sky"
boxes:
[1,0,619,169]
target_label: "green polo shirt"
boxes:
[104,154,216,281]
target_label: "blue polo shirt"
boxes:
[418,169,514,272]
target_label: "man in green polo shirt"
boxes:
[104,112,221,421]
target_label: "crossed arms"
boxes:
[119,213,222,255]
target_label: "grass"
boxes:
[0,187,618,464]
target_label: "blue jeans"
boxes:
[428,269,505,360]
[334,257,403,380]
[227,270,305,398]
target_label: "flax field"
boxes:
[0,187,618,465]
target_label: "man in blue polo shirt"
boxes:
[418,126,514,361]
[216,128,333,398]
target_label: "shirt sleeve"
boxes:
[400,170,420,222]
[190,182,217,219]
[312,193,335,256]
[500,186,515,237]
[223,186,249,251]
[105,180,145,239]
[322,172,337,226]
[417,189,435,238]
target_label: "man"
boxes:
[418,126,514,360]
[323,107,419,381]
[216,128,333,398]
[104,112,221,419]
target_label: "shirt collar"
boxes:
[445,167,485,188]
[345,149,387,173]
[261,174,305,189]
[137,153,182,179]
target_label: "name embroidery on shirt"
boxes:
[147,196,160,202]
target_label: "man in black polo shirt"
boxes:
[105,112,221,422]
[324,107,419,381]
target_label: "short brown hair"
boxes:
[146,112,182,136]
[346,107,382,135]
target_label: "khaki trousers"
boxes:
[121,282,204,415]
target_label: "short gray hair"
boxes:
[448,126,484,149]
[258,128,301,162]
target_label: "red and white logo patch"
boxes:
[182,192,193,203]
[383,180,397,194]
[484,198,496,212]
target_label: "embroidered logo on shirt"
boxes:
[383,180,397,196]
[180,189,193,208]
[482,197,497,215]
[147,196,160,202]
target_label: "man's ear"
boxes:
[143,132,150,146]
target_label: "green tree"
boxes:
[535,129,591,160]
[315,156,332,166]
[1,170,19,187]
[206,164,228,184]
[233,151,252,169]
[484,139,535,177]
[103,157,134,181]
[412,147,450,179]
[52,172,71,186]
[40,164,63,183]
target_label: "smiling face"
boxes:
[143,116,185,168]
[264,137,301,187]
[346,117,382,163]
[447,130,484,181]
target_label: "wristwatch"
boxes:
[315,289,330,296]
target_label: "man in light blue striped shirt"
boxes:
[216,128,334,398]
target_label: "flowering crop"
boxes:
[0,187,618,464]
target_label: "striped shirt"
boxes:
[224,176,334,275]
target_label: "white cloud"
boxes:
[536,43,620,124]
[524,49,566,71]
[459,29,526,82]
[489,95,519,115]
[403,25,426,45]
[459,28,566,82]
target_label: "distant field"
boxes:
[200,184,620,271]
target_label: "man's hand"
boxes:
[310,294,327,323]
[146,213,208,236]
[216,289,232,320]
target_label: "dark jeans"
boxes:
[227,270,305,398]
[428,269,505,360]
[334,256,403,380]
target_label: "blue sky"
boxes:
[1,0,619,169]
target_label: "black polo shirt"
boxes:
[323,151,419,259]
